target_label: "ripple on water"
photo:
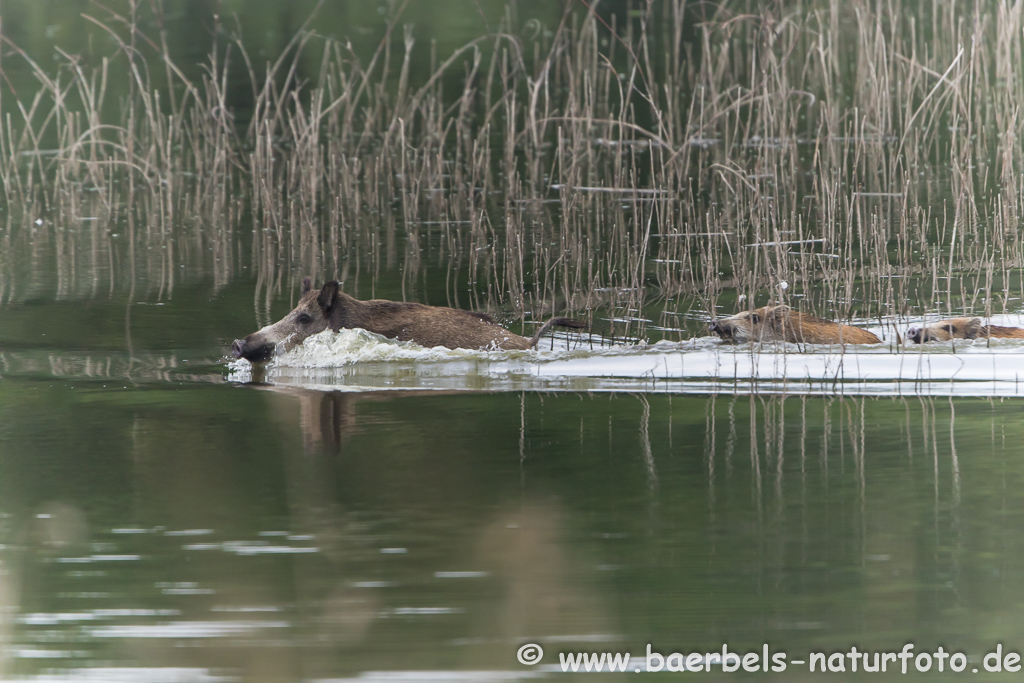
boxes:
[1,668,231,682]
[88,620,290,638]
[13,648,83,659]
[180,540,319,555]
[54,555,141,564]
[19,609,179,625]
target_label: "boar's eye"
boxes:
[750,313,761,324]
[944,324,956,333]
[296,313,313,325]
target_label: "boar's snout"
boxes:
[230,337,274,363]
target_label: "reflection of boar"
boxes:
[231,278,586,362]
[709,305,881,344]
[907,317,1024,343]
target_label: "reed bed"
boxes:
[2,0,1024,343]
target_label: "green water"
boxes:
[3,385,1024,680]
[4,0,1024,681]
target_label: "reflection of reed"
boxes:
[0,351,224,384]
[704,393,973,637]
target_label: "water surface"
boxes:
[2,384,1024,681]
[3,0,1024,681]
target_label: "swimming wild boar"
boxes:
[907,317,1024,343]
[709,304,881,345]
[231,278,586,362]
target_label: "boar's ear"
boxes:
[301,277,313,295]
[963,317,983,339]
[765,305,791,331]
[317,281,340,314]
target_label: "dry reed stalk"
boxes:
[2,0,1024,347]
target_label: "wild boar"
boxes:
[231,278,586,362]
[709,304,881,344]
[907,317,1024,343]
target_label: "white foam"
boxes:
[278,328,504,366]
